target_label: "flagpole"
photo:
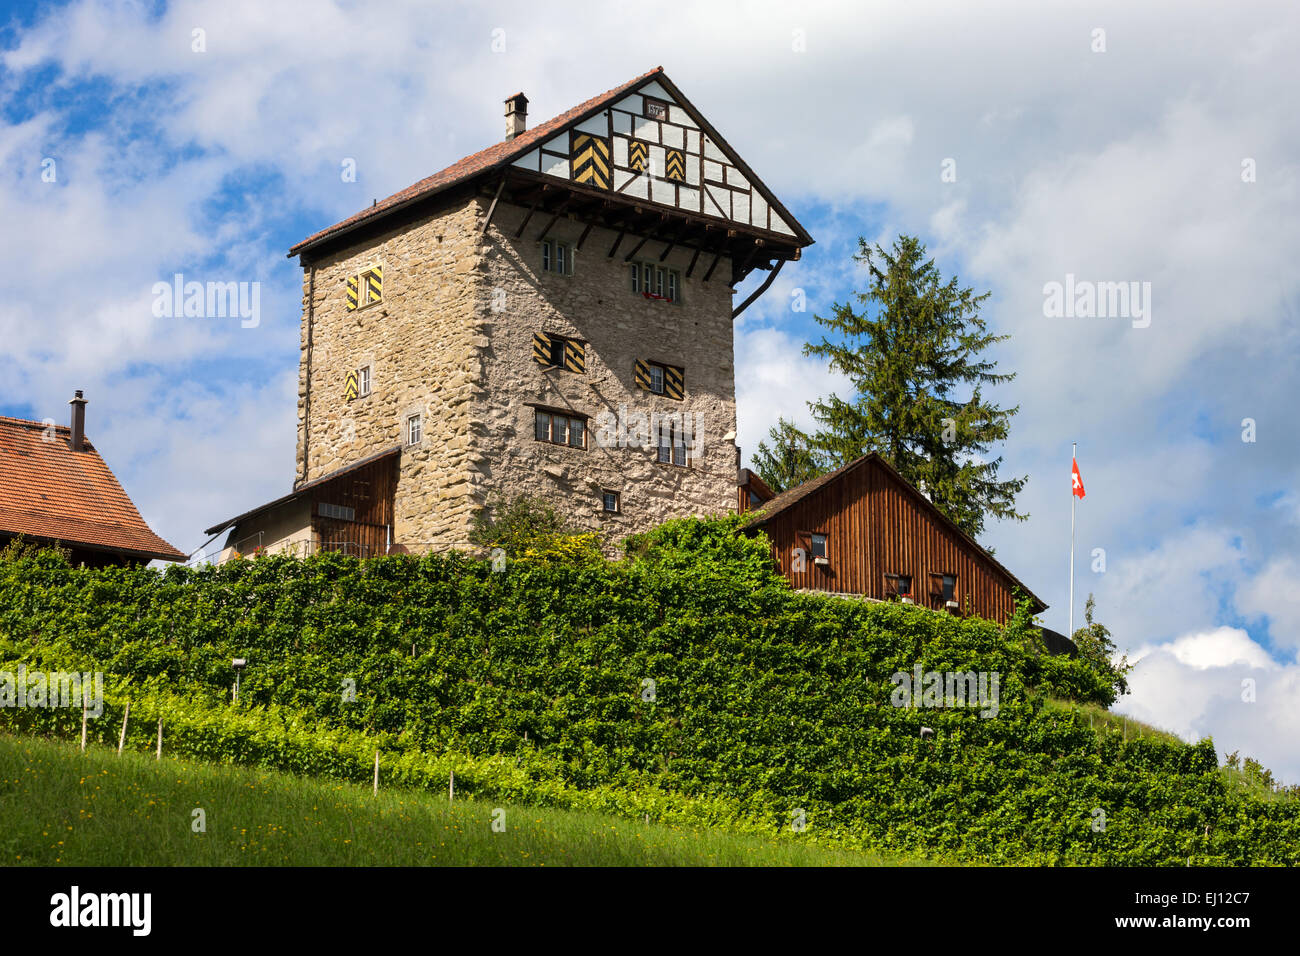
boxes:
[1069,441,1077,640]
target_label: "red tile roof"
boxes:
[289,67,667,257]
[0,416,186,562]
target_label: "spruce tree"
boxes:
[803,234,1027,539]
[750,417,825,493]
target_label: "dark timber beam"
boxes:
[575,218,595,251]
[622,234,651,262]
[535,199,571,242]
[479,175,507,238]
[685,244,703,278]
[659,223,690,262]
[606,228,627,258]
[731,258,786,320]
[702,252,722,283]
[513,200,540,240]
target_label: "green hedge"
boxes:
[0,517,1294,864]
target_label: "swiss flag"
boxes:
[1071,457,1086,499]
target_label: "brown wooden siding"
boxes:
[751,458,1034,623]
[309,453,398,557]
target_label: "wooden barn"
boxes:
[202,447,400,561]
[740,454,1046,623]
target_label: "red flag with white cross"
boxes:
[1071,457,1086,499]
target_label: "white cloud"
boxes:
[1117,626,1300,784]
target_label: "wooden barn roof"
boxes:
[0,415,185,562]
[203,445,402,537]
[746,453,1047,612]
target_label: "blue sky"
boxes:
[3,0,1299,780]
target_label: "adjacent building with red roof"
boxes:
[0,392,185,565]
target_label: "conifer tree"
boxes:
[803,234,1027,539]
[751,417,824,493]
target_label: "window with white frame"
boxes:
[630,261,681,303]
[406,413,422,446]
[534,409,586,449]
[541,239,571,275]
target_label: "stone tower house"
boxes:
[205,68,812,558]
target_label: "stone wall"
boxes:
[473,200,738,545]
[295,193,740,554]
[295,199,485,548]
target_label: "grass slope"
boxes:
[0,733,926,867]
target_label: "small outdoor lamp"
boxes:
[232,658,247,701]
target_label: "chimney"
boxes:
[69,390,87,452]
[504,93,528,141]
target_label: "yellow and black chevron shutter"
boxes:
[344,369,359,402]
[628,140,649,173]
[366,266,382,302]
[345,276,358,311]
[664,365,684,399]
[665,148,686,182]
[563,339,585,373]
[571,132,611,190]
[532,332,552,366]
[634,359,652,391]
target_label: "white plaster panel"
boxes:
[705,184,730,219]
[511,148,540,171]
[703,159,724,182]
[613,136,628,167]
[576,114,609,135]
[661,124,684,149]
[678,185,701,213]
[652,176,675,205]
[702,138,726,163]
[750,193,769,228]
[726,167,750,189]
[732,190,750,225]
[612,110,632,136]
[542,154,569,179]
[633,115,660,143]
[623,175,649,200]
[613,95,642,113]
[614,169,635,191]
[685,129,700,152]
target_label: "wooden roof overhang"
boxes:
[479,168,804,289]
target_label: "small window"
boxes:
[406,414,422,446]
[357,365,371,398]
[656,421,689,468]
[360,266,383,306]
[635,360,685,400]
[885,574,912,599]
[810,534,827,559]
[533,332,585,372]
[318,502,356,522]
[631,262,681,303]
[541,239,571,275]
[535,409,586,449]
[602,490,620,513]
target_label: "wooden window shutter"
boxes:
[571,132,611,190]
[366,266,382,302]
[533,332,552,366]
[664,365,684,399]
[634,359,652,391]
[346,275,359,311]
[665,148,686,182]
[563,339,585,373]
[344,369,359,402]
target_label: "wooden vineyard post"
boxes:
[117,701,130,755]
